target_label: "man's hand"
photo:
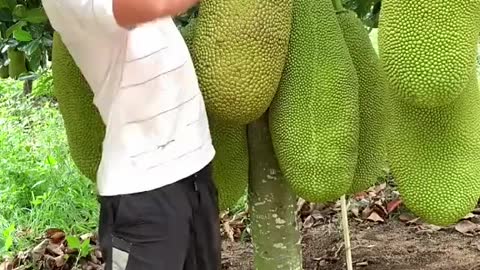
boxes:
[113,0,199,29]
[164,0,199,16]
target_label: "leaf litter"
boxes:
[2,182,480,269]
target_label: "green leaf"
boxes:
[12,4,26,18]
[66,236,81,249]
[1,0,16,11]
[79,238,91,257]
[46,155,57,166]
[5,21,26,38]
[22,8,48,24]
[18,72,38,81]
[27,51,42,71]
[0,0,8,9]
[0,8,13,22]
[13,29,32,42]
[22,37,41,55]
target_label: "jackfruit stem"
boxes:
[340,195,353,270]
[332,0,345,12]
[247,111,303,269]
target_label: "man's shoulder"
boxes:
[43,0,127,39]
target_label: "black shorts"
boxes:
[97,163,221,270]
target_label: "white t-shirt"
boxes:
[42,0,216,196]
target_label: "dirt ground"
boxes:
[2,183,479,270]
[221,217,480,270]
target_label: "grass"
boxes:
[0,77,98,259]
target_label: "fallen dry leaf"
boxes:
[366,211,384,223]
[361,206,373,219]
[223,221,235,242]
[462,213,476,220]
[353,192,368,200]
[0,261,13,270]
[386,199,402,214]
[455,220,480,236]
[31,239,49,262]
[350,206,360,218]
[303,215,315,229]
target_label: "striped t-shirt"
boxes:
[42,0,216,196]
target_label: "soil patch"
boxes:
[221,218,480,270]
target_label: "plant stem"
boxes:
[332,0,345,12]
[340,195,353,270]
[247,111,303,270]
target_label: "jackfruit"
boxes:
[386,72,480,226]
[181,19,248,211]
[378,0,480,108]
[269,0,359,203]
[209,117,249,211]
[336,10,387,194]
[191,0,293,125]
[0,65,8,78]
[52,32,105,181]
[7,48,27,79]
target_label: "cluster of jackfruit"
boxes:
[184,0,387,210]
[49,0,385,213]
[188,0,480,225]
[50,0,480,224]
[378,0,480,225]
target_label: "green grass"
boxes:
[0,78,98,259]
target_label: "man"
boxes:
[41,0,221,269]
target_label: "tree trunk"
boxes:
[23,80,32,95]
[247,111,303,270]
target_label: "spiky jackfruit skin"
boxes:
[191,0,293,125]
[52,32,105,181]
[269,0,359,203]
[209,117,249,211]
[378,0,480,108]
[336,10,387,194]
[181,19,248,210]
[386,73,480,226]
[7,48,27,79]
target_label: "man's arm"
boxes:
[43,0,199,37]
[112,0,199,28]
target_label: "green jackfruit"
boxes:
[336,10,387,194]
[182,19,248,211]
[269,0,359,203]
[7,48,27,79]
[192,0,293,125]
[0,65,9,78]
[52,32,105,181]
[209,117,249,211]
[378,0,480,108]
[386,72,480,226]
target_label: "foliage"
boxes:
[0,0,53,81]
[31,67,52,97]
[0,79,98,258]
[343,0,381,29]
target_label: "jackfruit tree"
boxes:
[45,0,480,267]
[0,1,52,95]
